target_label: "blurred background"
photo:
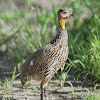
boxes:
[0,0,100,99]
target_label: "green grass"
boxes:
[68,14,100,82]
[83,91,100,100]
[0,67,20,95]
[0,0,100,99]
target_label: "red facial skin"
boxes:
[62,17,68,19]
[61,11,70,19]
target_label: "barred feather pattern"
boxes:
[21,28,68,86]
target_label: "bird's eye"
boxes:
[62,11,67,14]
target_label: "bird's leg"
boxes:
[44,87,49,100]
[21,77,27,87]
[40,83,43,100]
[41,81,49,100]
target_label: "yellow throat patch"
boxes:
[60,18,67,29]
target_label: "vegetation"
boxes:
[83,90,100,100]
[0,0,100,99]
[0,67,20,94]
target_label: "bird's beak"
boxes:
[70,13,75,16]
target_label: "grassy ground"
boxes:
[0,0,100,99]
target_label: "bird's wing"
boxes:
[21,43,54,74]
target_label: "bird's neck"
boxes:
[59,18,67,29]
[58,18,67,34]
[50,18,68,44]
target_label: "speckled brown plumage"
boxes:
[21,8,74,100]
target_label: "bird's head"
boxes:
[58,8,74,29]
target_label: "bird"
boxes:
[21,8,74,100]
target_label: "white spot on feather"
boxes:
[30,61,33,66]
